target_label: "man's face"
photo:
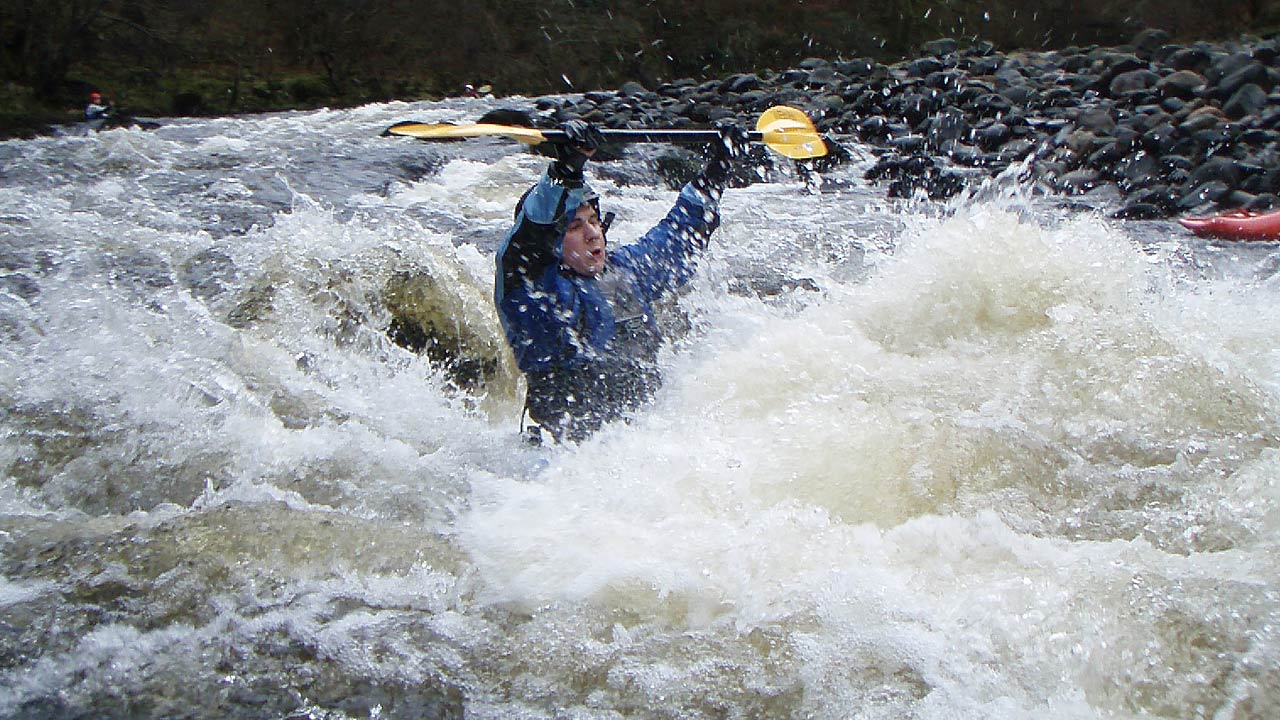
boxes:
[562,203,607,277]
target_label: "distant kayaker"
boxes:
[84,92,113,121]
[495,119,749,443]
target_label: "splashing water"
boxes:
[1,100,1278,719]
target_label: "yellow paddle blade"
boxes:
[756,106,827,159]
[385,122,548,145]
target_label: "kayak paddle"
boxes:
[383,104,827,159]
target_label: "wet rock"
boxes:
[1168,46,1212,73]
[922,71,963,92]
[1219,190,1256,209]
[927,107,969,146]
[1157,70,1206,99]
[728,272,821,299]
[967,39,996,57]
[1224,84,1269,120]
[1207,52,1256,87]
[1240,127,1280,145]
[1075,108,1118,134]
[1192,125,1236,151]
[806,65,840,88]
[974,121,1012,150]
[1087,140,1129,169]
[618,81,648,97]
[1146,122,1172,154]
[908,57,946,78]
[180,248,239,301]
[971,92,1013,117]
[1058,168,1102,194]
[1135,108,1175,133]
[1093,54,1146,94]
[0,273,39,300]
[1179,106,1226,133]
[1182,154,1244,188]
[999,83,1037,106]
[834,58,876,77]
[1113,201,1167,219]
[889,135,927,153]
[1111,69,1160,95]
[1132,184,1180,210]
[1117,151,1161,189]
[920,38,960,57]
[657,78,697,97]
[107,249,174,292]
[724,73,763,93]
[384,270,511,393]
[947,143,1000,167]
[855,115,892,140]
[1060,129,1103,155]
[1179,180,1231,210]
[1248,193,1279,210]
[1216,62,1277,100]
[1131,29,1171,61]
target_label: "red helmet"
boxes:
[90,92,102,101]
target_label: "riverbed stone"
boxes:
[1059,168,1101,194]
[1076,108,1118,134]
[521,29,1280,222]
[921,38,960,57]
[1157,70,1206,99]
[1130,29,1171,58]
[1218,62,1277,99]
[1111,69,1161,95]
[975,121,1012,150]
[1180,180,1231,209]
[1224,84,1269,119]
[1207,52,1257,86]
[1179,106,1226,133]
[1248,193,1279,210]
[724,73,763,93]
[908,57,946,77]
[1168,46,1212,73]
[618,81,648,97]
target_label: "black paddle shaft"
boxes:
[539,128,767,145]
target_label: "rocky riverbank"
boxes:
[524,30,1280,220]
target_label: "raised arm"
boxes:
[612,121,751,297]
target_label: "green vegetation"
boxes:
[2,0,1277,137]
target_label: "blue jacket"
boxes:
[495,166,722,438]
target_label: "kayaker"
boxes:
[85,92,113,121]
[495,119,749,443]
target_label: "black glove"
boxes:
[694,119,751,195]
[551,120,605,184]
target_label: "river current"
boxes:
[1,98,1278,719]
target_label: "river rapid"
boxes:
[1,98,1278,719]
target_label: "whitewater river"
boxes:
[1,98,1278,719]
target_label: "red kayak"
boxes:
[1179,209,1280,241]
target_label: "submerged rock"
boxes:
[384,269,516,395]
